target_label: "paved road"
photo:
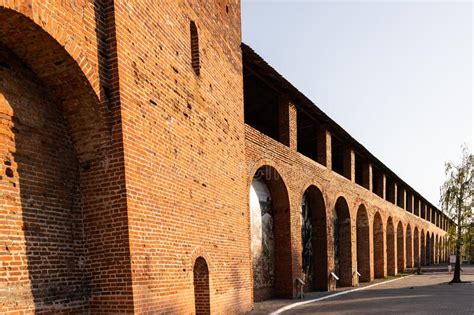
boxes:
[250,265,474,315]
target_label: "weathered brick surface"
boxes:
[112,1,251,314]
[0,1,132,313]
[0,1,449,314]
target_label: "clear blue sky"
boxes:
[242,1,473,207]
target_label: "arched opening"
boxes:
[373,212,385,278]
[421,230,426,266]
[435,235,439,264]
[300,185,328,291]
[426,232,432,265]
[441,238,446,263]
[438,235,442,264]
[333,197,352,287]
[430,233,436,264]
[356,205,370,282]
[414,227,419,268]
[397,222,405,272]
[406,225,413,268]
[193,257,210,315]
[439,238,443,263]
[386,217,396,276]
[441,238,444,263]
[443,238,446,263]
[0,7,126,313]
[445,238,448,263]
[250,166,291,301]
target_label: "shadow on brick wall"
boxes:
[0,3,131,313]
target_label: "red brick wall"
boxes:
[0,1,251,313]
[0,44,88,314]
[112,1,251,313]
[0,1,133,313]
[0,1,449,314]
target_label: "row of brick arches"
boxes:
[0,4,451,313]
[250,165,448,302]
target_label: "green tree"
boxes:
[440,146,473,283]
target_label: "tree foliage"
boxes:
[440,145,473,283]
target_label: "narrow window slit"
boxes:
[190,21,200,76]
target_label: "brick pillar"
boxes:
[351,216,359,287]
[394,183,399,207]
[401,231,407,271]
[368,218,375,281]
[394,231,399,274]
[383,224,388,278]
[326,130,332,170]
[278,96,297,149]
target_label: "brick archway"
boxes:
[435,234,439,264]
[373,212,385,278]
[356,204,370,282]
[426,232,432,265]
[397,222,405,272]
[194,257,211,315]
[431,232,435,264]
[250,165,292,301]
[0,7,130,313]
[301,185,328,291]
[441,238,446,263]
[421,230,426,266]
[406,225,413,268]
[333,197,352,287]
[386,217,396,276]
[414,227,420,267]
